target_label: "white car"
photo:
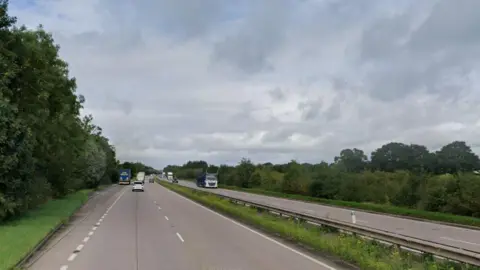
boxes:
[132,181,144,192]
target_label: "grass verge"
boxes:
[161,181,478,270]
[0,189,92,270]
[219,185,480,228]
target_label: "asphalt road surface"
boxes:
[177,180,480,253]
[29,182,344,270]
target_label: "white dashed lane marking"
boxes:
[75,244,84,252]
[67,253,77,261]
[176,232,185,242]
[165,216,169,221]
[162,186,337,270]
[59,187,128,270]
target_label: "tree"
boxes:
[435,141,480,174]
[160,140,480,218]
[282,160,310,194]
[235,158,255,188]
[0,1,119,220]
[334,148,368,172]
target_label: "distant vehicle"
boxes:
[118,169,131,185]
[149,175,154,183]
[196,173,218,188]
[137,172,146,184]
[172,176,178,184]
[132,181,144,192]
[167,172,174,181]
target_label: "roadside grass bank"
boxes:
[218,184,480,228]
[161,181,478,270]
[0,189,92,270]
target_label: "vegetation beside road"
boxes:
[165,141,480,227]
[0,189,91,270]
[160,181,477,270]
[0,0,119,223]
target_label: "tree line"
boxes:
[165,141,480,218]
[0,1,118,221]
[118,161,161,177]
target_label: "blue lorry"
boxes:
[119,169,132,185]
[196,172,218,188]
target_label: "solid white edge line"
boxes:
[67,253,77,261]
[162,186,337,270]
[176,232,185,242]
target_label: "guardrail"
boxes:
[188,187,480,267]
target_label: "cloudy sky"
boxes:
[9,0,480,168]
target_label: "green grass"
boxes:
[0,190,92,270]
[160,181,478,270]
[218,185,480,228]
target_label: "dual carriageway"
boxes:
[26,179,480,270]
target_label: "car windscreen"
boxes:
[206,176,217,181]
[134,181,142,185]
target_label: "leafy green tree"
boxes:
[435,141,480,174]
[0,1,120,221]
[334,148,368,172]
[235,158,256,188]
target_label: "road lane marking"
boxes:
[441,236,480,246]
[106,187,127,213]
[176,232,185,242]
[62,188,128,267]
[163,188,337,270]
[158,206,162,210]
[67,253,77,261]
[165,216,169,220]
[75,244,84,252]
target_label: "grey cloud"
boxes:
[408,0,480,51]
[298,99,322,121]
[10,0,480,167]
[261,128,296,144]
[212,0,293,74]
[101,0,227,40]
[268,87,286,101]
[359,0,480,101]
